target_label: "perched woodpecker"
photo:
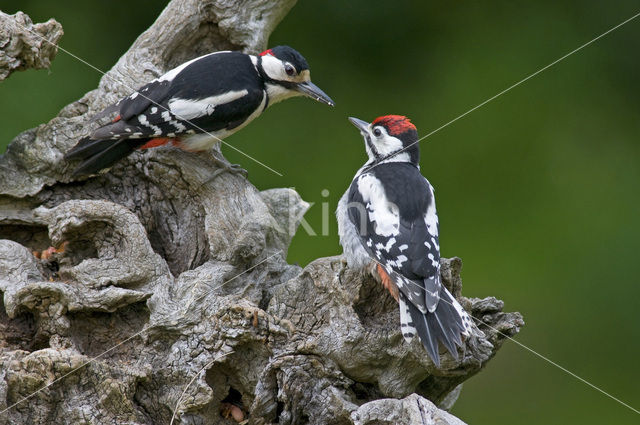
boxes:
[65,46,334,176]
[336,115,473,366]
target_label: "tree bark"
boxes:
[0,2,523,424]
[0,11,63,81]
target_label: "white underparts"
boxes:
[336,190,372,269]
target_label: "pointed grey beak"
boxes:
[296,81,335,106]
[348,117,370,135]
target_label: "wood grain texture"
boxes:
[0,3,522,424]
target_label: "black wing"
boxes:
[90,51,265,140]
[347,163,470,364]
[347,163,441,314]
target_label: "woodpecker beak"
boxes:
[295,81,334,106]
[348,117,370,135]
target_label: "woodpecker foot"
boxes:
[227,163,248,177]
[202,162,248,186]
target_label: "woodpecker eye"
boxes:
[285,64,295,76]
[373,128,382,137]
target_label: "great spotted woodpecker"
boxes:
[336,115,473,366]
[65,46,334,176]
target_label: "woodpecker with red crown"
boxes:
[336,115,473,366]
[65,46,334,176]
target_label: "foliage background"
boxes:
[1,1,639,423]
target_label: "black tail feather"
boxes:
[68,138,140,176]
[432,312,458,357]
[407,286,466,367]
[65,137,116,161]
[65,135,150,176]
[410,303,440,365]
[440,289,467,336]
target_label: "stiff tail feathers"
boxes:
[65,137,144,176]
[401,287,472,367]
[65,137,116,161]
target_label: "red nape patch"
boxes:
[259,49,274,57]
[139,138,175,150]
[372,115,416,136]
[376,264,399,301]
[112,114,121,123]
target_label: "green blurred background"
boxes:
[1,1,639,423]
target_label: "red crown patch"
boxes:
[372,115,416,136]
[260,49,274,56]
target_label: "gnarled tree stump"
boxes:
[0,2,523,424]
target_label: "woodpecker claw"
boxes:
[228,163,248,176]
[202,162,248,186]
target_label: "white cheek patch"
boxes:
[357,174,400,237]
[368,126,405,157]
[261,55,287,81]
[373,133,404,156]
[261,55,307,83]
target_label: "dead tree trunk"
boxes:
[0,2,523,424]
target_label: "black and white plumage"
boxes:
[336,115,473,366]
[65,46,334,176]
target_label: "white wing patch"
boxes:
[137,114,161,136]
[424,202,438,238]
[168,89,249,120]
[424,182,439,237]
[356,174,400,237]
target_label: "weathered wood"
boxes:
[0,3,523,424]
[0,11,63,80]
